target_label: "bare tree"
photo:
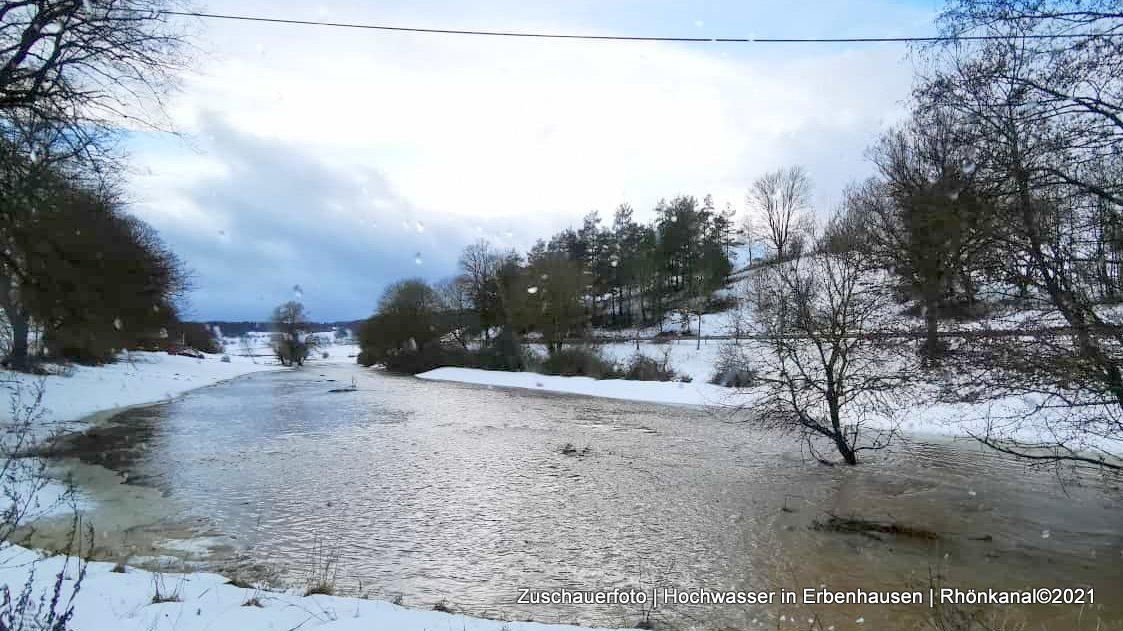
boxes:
[746,228,913,465]
[457,240,504,343]
[270,301,315,367]
[845,118,997,362]
[916,0,1123,469]
[1,380,89,628]
[744,166,815,262]
[433,277,476,350]
[0,0,191,170]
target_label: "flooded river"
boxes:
[42,364,1123,630]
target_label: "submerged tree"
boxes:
[747,224,913,465]
[271,301,315,367]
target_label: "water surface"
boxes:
[54,365,1123,630]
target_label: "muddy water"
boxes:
[42,365,1123,630]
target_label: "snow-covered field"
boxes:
[0,545,627,631]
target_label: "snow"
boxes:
[0,544,629,631]
[0,343,361,431]
[0,351,283,432]
[418,366,740,407]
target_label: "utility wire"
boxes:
[159,10,1122,43]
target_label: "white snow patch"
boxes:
[417,366,738,407]
[0,544,630,631]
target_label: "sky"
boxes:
[123,0,940,321]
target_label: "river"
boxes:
[39,364,1123,630]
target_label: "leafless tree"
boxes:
[433,276,475,350]
[746,226,914,465]
[0,0,191,170]
[744,166,815,263]
[1,379,89,628]
[457,240,506,342]
[915,0,1123,469]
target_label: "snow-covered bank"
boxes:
[0,343,361,431]
[0,545,626,631]
[415,362,1123,457]
[417,366,739,407]
[0,351,283,431]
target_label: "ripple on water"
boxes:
[51,367,1123,630]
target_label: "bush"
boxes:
[469,330,530,371]
[621,352,680,382]
[709,343,757,388]
[380,344,458,374]
[172,321,222,353]
[539,347,619,379]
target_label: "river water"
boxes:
[46,364,1123,630]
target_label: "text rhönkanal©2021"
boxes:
[517,587,1097,607]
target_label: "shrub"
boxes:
[466,330,530,371]
[172,321,223,353]
[379,343,455,374]
[539,347,619,379]
[621,352,680,382]
[709,343,757,388]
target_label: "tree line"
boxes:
[359,195,737,372]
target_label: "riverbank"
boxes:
[0,351,282,434]
[0,544,627,631]
[415,353,1123,458]
[417,365,737,406]
[0,346,635,631]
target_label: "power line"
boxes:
[159,10,1121,44]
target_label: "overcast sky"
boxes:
[124,0,938,321]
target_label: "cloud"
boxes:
[129,114,546,320]
[124,0,930,319]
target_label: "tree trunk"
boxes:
[8,309,29,369]
[923,294,940,362]
[835,436,857,465]
[828,393,857,465]
[0,278,30,370]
